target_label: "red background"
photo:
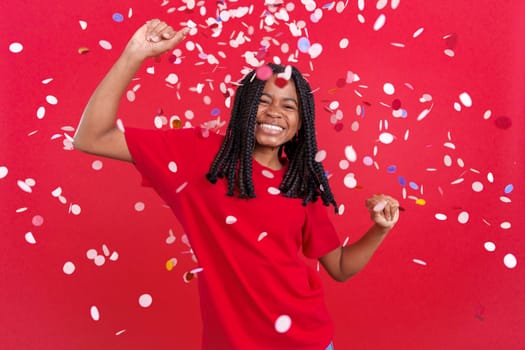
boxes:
[1,1,524,349]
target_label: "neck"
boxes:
[253,147,282,170]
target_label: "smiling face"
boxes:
[253,75,301,156]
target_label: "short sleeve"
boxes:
[302,200,341,259]
[124,127,222,191]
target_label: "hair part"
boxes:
[206,63,338,213]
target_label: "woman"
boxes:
[74,19,400,350]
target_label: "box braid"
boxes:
[206,63,338,213]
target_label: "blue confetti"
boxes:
[398,176,406,186]
[211,108,220,116]
[387,165,397,173]
[409,181,419,190]
[504,184,514,194]
[112,13,124,23]
[297,37,311,53]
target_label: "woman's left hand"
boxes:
[365,194,400,230]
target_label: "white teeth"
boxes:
[259,123,284,131]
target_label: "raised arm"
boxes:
[73,19,189,162]
[319,194,400,282]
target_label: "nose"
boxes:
[265,103,281,118]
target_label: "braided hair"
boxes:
[206,63,338,212]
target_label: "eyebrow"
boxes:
[261,92,299,106]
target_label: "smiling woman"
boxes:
[254,75,301,161]
[71,19,401,350]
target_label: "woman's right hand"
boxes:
[123,19,189,62]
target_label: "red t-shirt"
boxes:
[125,127,341,350]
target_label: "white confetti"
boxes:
[168,161,178,173]
[503,254,517,269]
[0,166,8,179]
[373,201,387,212]
[63,261,76,275]
[25,232,36,244]
[258,231,268,242]
[484,242,496,252]
[226,215,237,224]
[176,182,188,193]
[70,204,82,215]
[99,40,112,50]
[500,222,511,230]
[90,306,100,321]
[315,150,327,162]
[139,293,153,308]
[383,83,395,95]
[373,14,386,31]
[9,42,23,53]
[472,181,484,192]
[17,180,32,193]
[379,132,394,144]
[458,211,469,224]
[37,106,46,119]
[46,95,58,105]
[459,92,472,107]
[94,255,105,266]
[134,202,145,212]
[268,187,280,195]
[92,160,103,171]
[344,145,357,162]
[274,315,292,333]
[343,173,357,188]
[412,259,427,266]
[166,73,179,85]
[435,213,447,221]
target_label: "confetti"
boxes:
[504,184,514,194]
[9,42,23,53]
[262,170,274,179]
[90,306,100,321]
[343,173,357,188]
[484,242,496,252]
[267,187,280,195]
[503,254,517,269]
[457,211,469,224]
[344,145,356,162]
[168,161,178,173]
[274,315,292,333]
[383,83,395,95]
[0,166,8,179]
[139,294,153,308]
[25,232,36,244]
[63,261,76,275]
[166,258,178,271]
[112,13,124,22]
[373,14,386,31]
[258,232,268,241]
[226,215,237,224]
[99,40,112,50]
[256,65,273,80]
[412,259,427,266]
[32,215,44,226]
[373,201,387,212]
[91,160,103,171]
[315,150,327,162]
[435,213,447,221]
